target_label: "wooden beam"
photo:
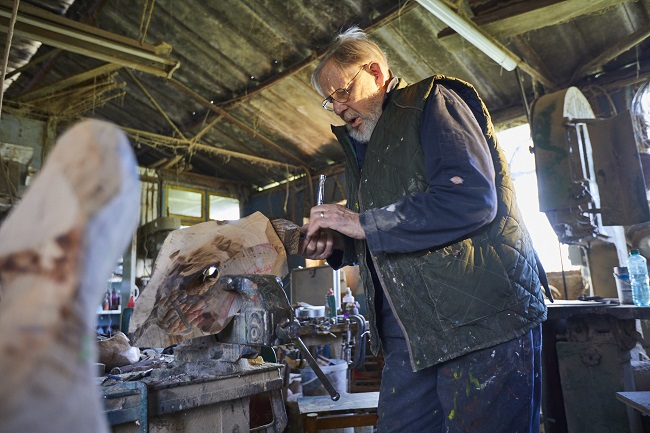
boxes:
[120,126,305,173]
[511,35,558,89]
[0,0,179,78]
[4,48,61,80]
[17,63,121,101]
[572,26,650,82]
[437,0,630,52]
[158,168,251,189]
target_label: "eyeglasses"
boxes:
[321,64,367,111]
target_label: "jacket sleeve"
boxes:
[360,84,497,254]
[326,236,359,270]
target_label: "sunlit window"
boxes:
[166,186,203,220]
[209,194,240,221]
[497,124,579,272]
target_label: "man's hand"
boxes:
[299,204,365,260]
[299,223,338,260]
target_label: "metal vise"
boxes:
[175,274,341,400]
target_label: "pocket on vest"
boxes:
[422,243,512,331]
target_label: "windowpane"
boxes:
[209,195,240,220]
[167,188,203,218]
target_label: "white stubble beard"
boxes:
[346,89,385,144]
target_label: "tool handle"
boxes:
[294,337,340,401]
[317,175,326,205]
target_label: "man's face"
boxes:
[319,61,385,143]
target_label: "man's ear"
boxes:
[367,62,388,87]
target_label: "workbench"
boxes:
[298,391,379,433]
[617,391,650,417]
[102,362,286,433]
[542,300,650,433]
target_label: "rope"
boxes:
[0,0,20,118]
[138,0,156,43]
[126,69,186,139]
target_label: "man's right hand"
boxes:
[299,223,342,260]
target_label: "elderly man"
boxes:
[300,27,550,433]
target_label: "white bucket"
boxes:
[300,359,351,433]
[300,358,348,396]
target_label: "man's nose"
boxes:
[333,100,347,115]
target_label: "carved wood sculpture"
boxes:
[130,214,301,348]
[0,120,140,433]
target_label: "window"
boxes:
[164,185,240,225]
[165,185,205,225]
[497,124,579,272]
[209,194,240,220]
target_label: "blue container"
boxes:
[628,250,650,306]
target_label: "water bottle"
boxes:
[628,249,650,306]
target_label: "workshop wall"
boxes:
[242,172,347,223]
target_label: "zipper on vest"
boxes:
[356,193,417,371]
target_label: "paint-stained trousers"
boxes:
[376,309,542,433]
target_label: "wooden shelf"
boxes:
[616,391,650,416]
[97,310,121,315]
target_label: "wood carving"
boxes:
[130,212,290,348]
[270,218,301,255]
[0,120,140,433]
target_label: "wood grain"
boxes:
[130,212,289,348]
[0,120,140,433]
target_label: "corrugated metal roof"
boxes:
[3,0,650,189]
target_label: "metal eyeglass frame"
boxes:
[321,64,368,111]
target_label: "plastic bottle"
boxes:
[628,249,650,307]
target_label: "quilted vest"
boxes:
[332,76,547,371]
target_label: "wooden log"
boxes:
[130,212,289,348]
[0,120,140,433]
[271,218,301,255]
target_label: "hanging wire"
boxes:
[0,0,21,119]
[515,68,531,124]
[138,0,156,43]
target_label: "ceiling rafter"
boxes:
[125,68,187,140]
[437,0,631,51]
[121,126,304,173]
[169,77,311,170]
[0,0,179,78]
[571,25,650,83]
[16,62,121,101]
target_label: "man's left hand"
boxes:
[305,204,366,241]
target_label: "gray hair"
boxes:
[311,26,389,96]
